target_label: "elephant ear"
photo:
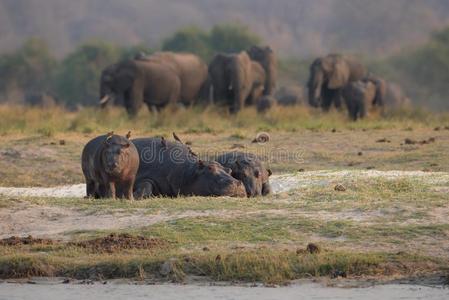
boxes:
[115,69,135,91]
[328,59,350,89]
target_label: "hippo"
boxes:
[81,132,139,200]
[216,152,272,197]
[132,136,246,198]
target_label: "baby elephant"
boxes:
[217,152,272,197]
[342,81,376,121]
[81,132,139,200]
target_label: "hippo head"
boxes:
[101,132,133,177]
[230,158,272,197]
[186,161,246,197]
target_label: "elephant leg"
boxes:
[321,87,334,111]
[359,99,367,119]
[333,90,344,110]
[125,84,144,116]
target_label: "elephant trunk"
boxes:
[229,61,244,114]
[308,76,322,108]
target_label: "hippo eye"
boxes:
[254,170,260,178]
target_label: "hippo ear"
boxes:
[267,169,273,177]
[235,160,242,169]
[254,170,260,178]
[198,160,205,169]
[105,132,114,144]
[126,131,132,140]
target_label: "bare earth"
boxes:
[1,170,448,241]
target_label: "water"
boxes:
[0,283,448,300]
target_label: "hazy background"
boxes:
[1,0,449,109]
[2,0,449,57]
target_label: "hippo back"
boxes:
[133,137,197,196]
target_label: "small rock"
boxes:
[298,168,305,172]
[50,142,56,145]
[434,127,441,131]
[202,247,210,252]
[430,163,438,167]
[59,140,66,145]
[331,270,347,279]
[296,249,307,255]
[306,243,321,254]
[445,126,449,130]
[357,152,363,156]
[252,132,270,144]
[376,138,390,143]
[185,141,192,146]
[334,184,346,192]
[331,128,337,133]
[366,166,376,170]
[404,138,416,145]
[62,279,70,284]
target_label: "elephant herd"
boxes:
[307,54,410,120]
[99,49,410,120]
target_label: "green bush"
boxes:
[0,38,57,101]
[369,27,449,109]
[162,23,262,61]
[162,27,211,59]
[53,41,121,107]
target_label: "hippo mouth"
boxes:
[216,181,246,197]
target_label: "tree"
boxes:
[0,38,57,102]
[162,27,210,59]
[54,41,121,107]
[209,24,261,54]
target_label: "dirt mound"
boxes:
[0,235,54,246]
[71,233,168,253]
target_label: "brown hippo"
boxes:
[216,152,272,197]
[132,137,246,198]
[81,132,139,200]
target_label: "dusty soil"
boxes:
[70,233,168,253]
[0,235,54,246]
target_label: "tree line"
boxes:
[1,23,449,110]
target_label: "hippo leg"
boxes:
[121,179,135,201]
[134,180,154,199]
[105,182,117,199]
[86,180,96,198]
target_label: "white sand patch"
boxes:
[0,170,448,198]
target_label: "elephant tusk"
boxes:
[99,95,111,105]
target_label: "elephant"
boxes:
[99,59,181,115]
[275,85,304,106]
[342,80,377,121]
[247,46,278,96]
[307,54,367,110]
[137,52,209,105]
[24,90,57,108]
[362,76,411,111]
[363,75,387,108]
[209,51,266,113]
[384,82,411,109]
